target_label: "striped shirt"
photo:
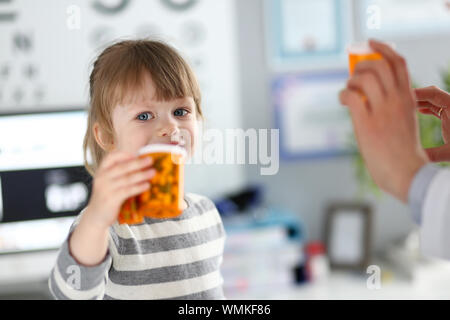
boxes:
[48,193,226,300]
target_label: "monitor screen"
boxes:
[0,109,92,253]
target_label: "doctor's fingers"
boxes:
[346,72,385,112]
[369,39,412,92]
[353,59,395,96]
[425,145,450,163]
[339,88,371,123]
[417,100,449,119]
[415,86,450,108]
[418,104,444,119]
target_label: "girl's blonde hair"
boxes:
[83,39,202,176]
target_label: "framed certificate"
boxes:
[272,70,354,160]
[264,0,352,71]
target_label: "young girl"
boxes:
[48,40,226,300]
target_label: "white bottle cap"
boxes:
[138,143,187,158]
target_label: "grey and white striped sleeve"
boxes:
[408,163,441,225]
[48,212,112,300]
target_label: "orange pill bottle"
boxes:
[118,144,187,224]
[347,42,382,76]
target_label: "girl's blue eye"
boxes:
[137,112,152,121]
[174,108,188,117]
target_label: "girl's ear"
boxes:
[93,122,114,152]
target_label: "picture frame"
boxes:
[272,70,354,161]
[324,202,372,270]
[263,0,352,72]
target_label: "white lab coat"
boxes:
[420,170,450,259]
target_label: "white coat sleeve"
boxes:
[419,169,450,260]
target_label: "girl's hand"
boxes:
[84,151,156,230]
[416,86,450,162]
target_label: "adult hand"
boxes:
[416,86,450,162]
[339,39,429,202]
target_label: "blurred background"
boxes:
[1,0,450,299]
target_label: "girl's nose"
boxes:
[158,122,179,137]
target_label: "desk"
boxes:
[1,251,449,299]
[225,259,450,300]
[0,249,58,298]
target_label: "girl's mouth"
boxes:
[169,140,186,148]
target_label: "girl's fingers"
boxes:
[98,151,136,172]
[108,156,153,180]
[111,168,156,190]
[117,181,151,202]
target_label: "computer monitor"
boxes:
[0,109,92,253]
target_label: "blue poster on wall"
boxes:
[272,70,354,160]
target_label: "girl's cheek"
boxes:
[191,132,200,158]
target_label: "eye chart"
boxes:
[0,0,244,197]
